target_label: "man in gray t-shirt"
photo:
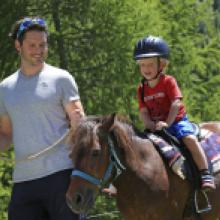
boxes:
[0,17,85,220]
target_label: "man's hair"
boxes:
[8,17,48,43]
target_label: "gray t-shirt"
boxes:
[0,63,80,182]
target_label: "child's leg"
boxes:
[182,135,208,170]
[182,135,215,191]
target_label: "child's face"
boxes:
[138,57,159,80]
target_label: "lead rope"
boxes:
[0,129,70,163]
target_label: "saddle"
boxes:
[143,124,201,179]
[141,125,218,218]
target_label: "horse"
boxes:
[66,114,220,220]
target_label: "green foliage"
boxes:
[0,150,13,220]
[1,0,220,219]
[88,195,122,220]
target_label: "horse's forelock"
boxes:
[70,118,102,162]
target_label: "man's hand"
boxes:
[102,184,117,197]
[69,109,84,128]
[64,100,85,129]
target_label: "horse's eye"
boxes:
[91,149,100,157]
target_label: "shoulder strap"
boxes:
[141,78,145,103]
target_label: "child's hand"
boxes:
[155,121,168,130]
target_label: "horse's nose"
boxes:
[74,192,84,205]
[66,192,84,213]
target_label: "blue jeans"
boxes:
[167,115,195,139]
[8,169,85,220]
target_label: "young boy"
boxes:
[134,35,215,191]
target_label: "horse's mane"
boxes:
[111,115,138,162]
[112,115,170,191]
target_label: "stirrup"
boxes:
[194,189,212,214]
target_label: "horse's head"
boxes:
[66,113,122,214]
[66,113,169,215]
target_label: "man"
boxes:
[0,17,85,220]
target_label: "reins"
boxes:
[0,129,70,163]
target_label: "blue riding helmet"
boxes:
[133,35,169,60]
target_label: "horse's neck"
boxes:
[115,136,169,193]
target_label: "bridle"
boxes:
[71,135,126,189]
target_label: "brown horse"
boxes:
[66,114,220,220]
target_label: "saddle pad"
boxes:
[201,132,220,174]
[147,133,182,167]
[148,131,220,175]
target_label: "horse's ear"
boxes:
[101,113,116,132]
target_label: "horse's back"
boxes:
[200,122,220,135]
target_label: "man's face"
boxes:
[15,30,48,67]
[138,57,159,80]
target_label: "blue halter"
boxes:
[71,136,126,188]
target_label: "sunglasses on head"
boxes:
[16,18,47,39]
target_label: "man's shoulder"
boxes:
[0,71,19,88]
[45,63,69,75]
[44,63,72,79]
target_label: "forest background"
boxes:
[1,0,220,219]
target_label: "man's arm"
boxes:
[0,115,13,152]
[64,100,85,129]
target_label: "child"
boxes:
[134,35,215,191]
